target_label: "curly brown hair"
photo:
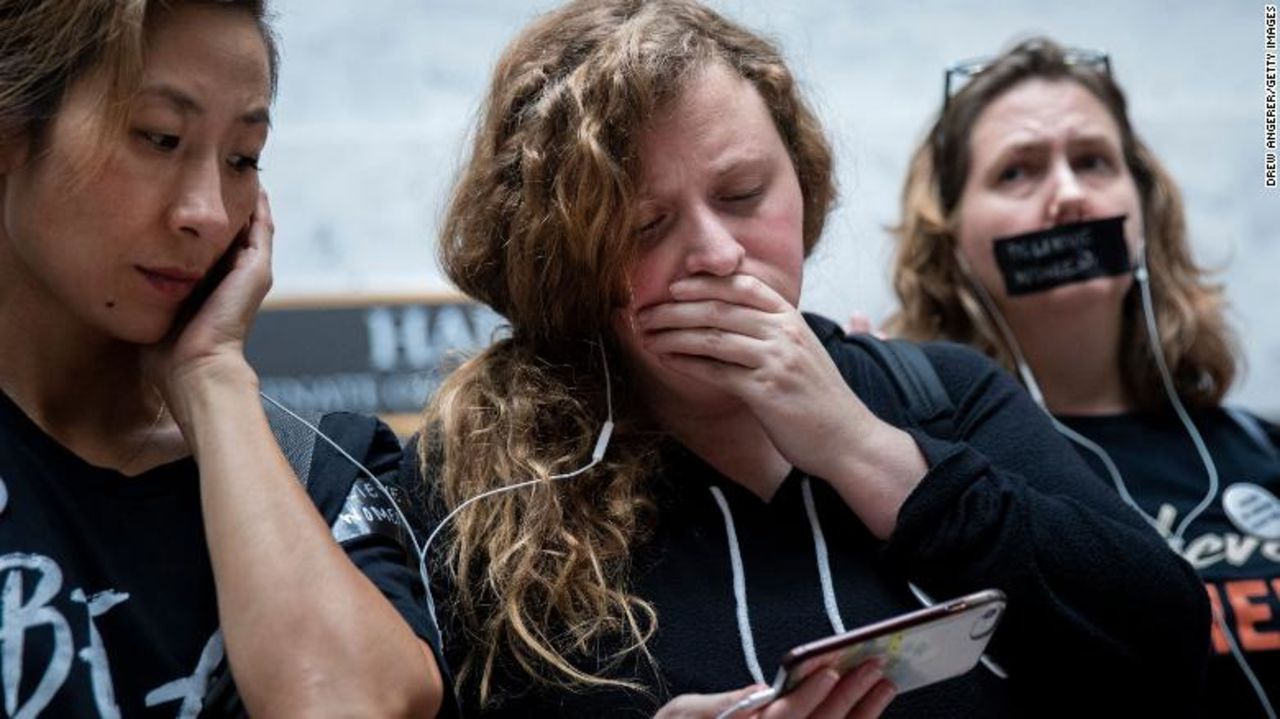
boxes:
[422,0,834,704]
[887,37,1237,411]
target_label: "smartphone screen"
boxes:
[777,589,1006,696]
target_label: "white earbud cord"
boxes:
[1136,258,1273,719]
[956,253,1046,407]
[419,341,615,559]
[1133,259,1219,543]
[260,392,430,588]
[961,248,1274,719]
[260,339,617,635]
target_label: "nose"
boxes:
[681,207,745,277]
[1046,160,1087,225]
[167,157,232,241]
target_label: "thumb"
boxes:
[656,684,769,719]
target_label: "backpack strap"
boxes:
[260,401,410,550]
[263,399,323,488]
[844,334,956,439]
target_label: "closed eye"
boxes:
[721,186,763,202]
[137,131,180,151]
[637,214,665,237]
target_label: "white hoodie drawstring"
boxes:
[710,478,846,686]
[710,485,767,686]
[802,479,847,634]
[714,477,1009,689]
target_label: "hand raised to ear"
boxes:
[146,187,273,428]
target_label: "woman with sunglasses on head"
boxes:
[408,3,1208,717]
[0,1,446,715]
[889,37,1279,718]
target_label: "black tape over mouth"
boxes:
[992,216,1131,296]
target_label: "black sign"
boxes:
[246,297,505,418]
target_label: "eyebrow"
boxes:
[1067,134,1122,151]
[983,142,1039,170]
[710,152,771,178]
[995,129,1119,153]
[637,150,768,194]
[138,84,271,126]
[987,130,1122,167]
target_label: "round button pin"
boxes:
[1222,483,1280,540]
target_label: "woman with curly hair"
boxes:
[410,5,1209,717]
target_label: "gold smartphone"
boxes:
[725,589,1006,717]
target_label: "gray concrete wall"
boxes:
[264,0,1279,416]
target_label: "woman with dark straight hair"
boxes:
[0,1,445,715]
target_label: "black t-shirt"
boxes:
[0,390,439,717]
[1059,409,1280,718]
[409,315,1210,718]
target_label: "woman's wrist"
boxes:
[162,355,261,437]
[827,418,928,540]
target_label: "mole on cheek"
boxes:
[105,301,115,309]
